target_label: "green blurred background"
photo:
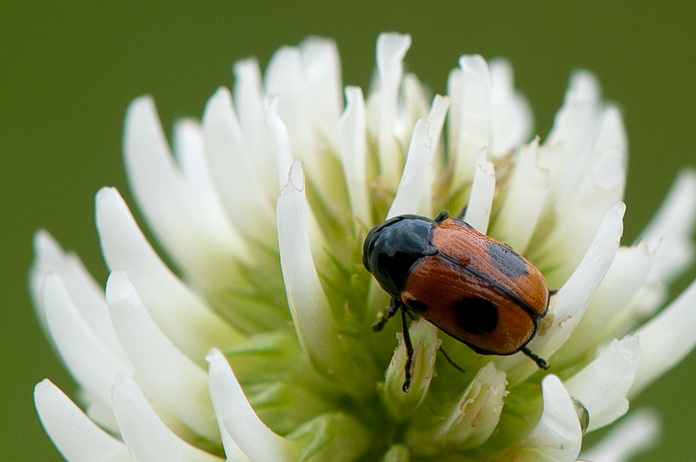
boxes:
[2,2,695,460]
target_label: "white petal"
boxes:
[631,278,696,395]
[267,96,294,193]
[426,94,450,157]
[265,45,311,156]
[202,87,276,242]
[206,349,291,461]
[106,271,218,441]
[111,375,222,462]
[564,336,641,431]
[374,32,412,188]
[580,409,660,462]
[31,231,122,354]
[233,58,275,191]
[489,58,533,157]
[299,37,343,145]
[382,320,440,420]
[558,241,657,359]
[264,39,345,195]
[490,138,549,252]
[29,231,59,328]
[42,275,132,410]
[291,40,351,210]
[640,169,696,285]
[388,119,434,218]
[339,86,370,224]
[387,94,449,210]
[96,187,245,358]
[277,162,374,394]
[538,105,627,282]
[399,74,432,142]
[124,96,253,272]
[542,202,624,335]
[463,150,496,233]
[417,93,450,192]
[588,107,627,192]
[504,375,581,461]
[542,71,602,196]
[34,380,129,462]
[555,105,626,210]
[536,71,601,249]
[173,119,236,227]
[275,161,334,349]
[449,55,491,187]
[446,66,463,156]
[500,202,624,380]
[83,398,121,436]
[431,362,507,450]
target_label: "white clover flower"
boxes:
[31,33,696,462]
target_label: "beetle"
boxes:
[363,211,551,392]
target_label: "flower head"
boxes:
[32,33,696,461]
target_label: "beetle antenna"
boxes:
[439,346,466,373]
[400,307,414,393]
[434,210,450,222]
[455,205,468,220]
[522,347,549,370]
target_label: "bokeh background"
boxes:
[2,2,695,460]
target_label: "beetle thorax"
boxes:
[364,216,437,296]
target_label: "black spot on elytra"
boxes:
[453,297,499,334]
[485,241,529,279]
[405,298,428,312]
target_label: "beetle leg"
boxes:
[439,346,466,373]
[400,306,414,393]
[404,309,418,321]
[521,347,549,370]
[371,300,414,392]
[372,297,401,332]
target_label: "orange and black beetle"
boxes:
[363,211,550,391]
